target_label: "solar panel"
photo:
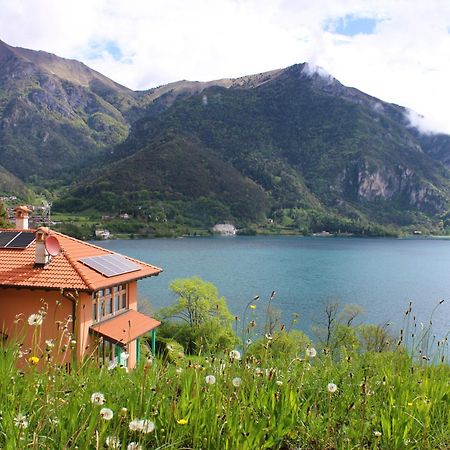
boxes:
[79,254,141,277]
[6,232,36,249]
[0,231,20,248]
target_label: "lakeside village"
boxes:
[0,206,449,448]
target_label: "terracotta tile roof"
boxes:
[90,309,161,345]
[0,229,162,291]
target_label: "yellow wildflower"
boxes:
[177,418,188,425]
[29,356,40,365]
[249,304,256,309]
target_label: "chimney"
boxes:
[35,227,50,267]
[14,206,31,230]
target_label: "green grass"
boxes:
[1,337,448,449]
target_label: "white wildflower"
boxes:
[205,375,216,385]
[27,313,43,326]
[100,407,114,421]
[90,392,105,405]
[306,347,317,358]
[176,367,183,374]
[276,380,283,386]
[14,413,28,429]
[373,431,382,437]
[327,382,338,393]
[45,339,55,349]
[232,377,242,387]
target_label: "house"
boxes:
[212,223,237,236]
[0,206,162,370]
[95,229,111,240]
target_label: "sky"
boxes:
[1,0,450,134]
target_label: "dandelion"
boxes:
[306,347,317,358]
[14,413,28,429]
[327,382,338,393]
[249,304,256,309]
[232,377,242,387]
[229,350,241,360]
[129,419,141,431]
[373,431,382,437]
[90,392,105,405]
[205,375,216,385]
[127,443,142,450]
[177,418,188,425]
[100,407,114,421]
[138,419,155,433]
[28,356,39,365]
[106,436,121,448]
[27,313,43,326]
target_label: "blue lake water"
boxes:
[96,236,450,340]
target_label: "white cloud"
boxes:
[1,0,450,133]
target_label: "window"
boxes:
[92,284,128,323]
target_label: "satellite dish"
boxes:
[45,235,61,256]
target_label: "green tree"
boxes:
[0,202,10,228]
[157,277,238,354]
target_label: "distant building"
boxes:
[212,223,237,236]
[95,229,111,239]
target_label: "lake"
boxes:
[96,236,450,340]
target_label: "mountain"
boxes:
[1,39,450,234]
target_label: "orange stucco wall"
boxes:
[1,280,142,369]
[0,287,74,365]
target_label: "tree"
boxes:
[157,277,238,354]
[0,202,10,228]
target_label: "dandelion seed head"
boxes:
[327,382,338,393]
[100,407,114,420]
[127,443,142,450]
[14,413,28,429]
[232,377,242,387]
[129,419,140,431]
[138,419,155,433]
[306,347,317,358]
[90,392,105,405]
[27,313,43,326]
[205,374,216,385]
[229,350,241,360]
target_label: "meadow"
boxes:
[1,331,449,448]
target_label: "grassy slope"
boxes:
[1,340,448,449]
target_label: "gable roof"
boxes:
[0,229,162,291]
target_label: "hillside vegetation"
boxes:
[3,39,450,234]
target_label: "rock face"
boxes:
[2,39,450,231]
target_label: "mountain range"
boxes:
[2,38,450,235]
